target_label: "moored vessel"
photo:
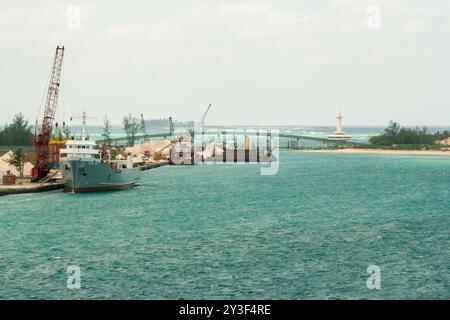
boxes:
[59,114,140,193]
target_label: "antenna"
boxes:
[70,111,96,140]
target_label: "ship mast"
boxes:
[81,111,87,141]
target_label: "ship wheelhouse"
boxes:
[59,140,101,161]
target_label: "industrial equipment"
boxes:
[32,46,65,180]
[153,141,175,161]
[201,103,212,127]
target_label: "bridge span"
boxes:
[95,129,364,148]
[0,130,363,152]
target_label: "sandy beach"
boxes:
[311,149,450,156]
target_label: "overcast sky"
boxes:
[1,0,449,126]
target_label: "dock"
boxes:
[0,161,169,196]
[138,160,169,171]
[0,181,64,196]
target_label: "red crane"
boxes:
[32,46,65,180]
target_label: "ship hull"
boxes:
[60,159,140,193]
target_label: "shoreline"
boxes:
[305,148,450,156]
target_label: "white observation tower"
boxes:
[328,109,352,140]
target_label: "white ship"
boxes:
[59,113,140,193]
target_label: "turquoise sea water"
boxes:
[0,151,449,299]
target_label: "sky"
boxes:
[0,0,449,126]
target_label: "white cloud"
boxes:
[0,3,98,41]
[106,2,318,41]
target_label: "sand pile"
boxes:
[203,142,224,158]
[125,140,173,157]
[0,151,34,177]
[437,137,450,145]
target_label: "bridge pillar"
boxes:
[267,132,272,157]
[233,135,237,163]
[191,131,195,165]
[222,131,226,163]
[256,131,260,163]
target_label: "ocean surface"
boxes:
[0,151,449,299]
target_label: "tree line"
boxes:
[0,112,175,149]
[369,121,450,146]
[100,113,142,147]
[103,114,178,147]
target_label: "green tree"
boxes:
[102,115,112,148]
[369,121,448,146]
[110,146,125,160]
[0,113,34,146]
[122,113,140,146]
[384,121,400,137]
[5,148,30,178]
[434,130,450,142]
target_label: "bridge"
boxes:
[95,129,364,148]
[95,132,172,145]
[0,130,363,153]
[194,130,364,147]
[277,133,364,147]
[0,146,35,153]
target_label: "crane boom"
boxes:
[201,103,212,126]
[32,46,65,180]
